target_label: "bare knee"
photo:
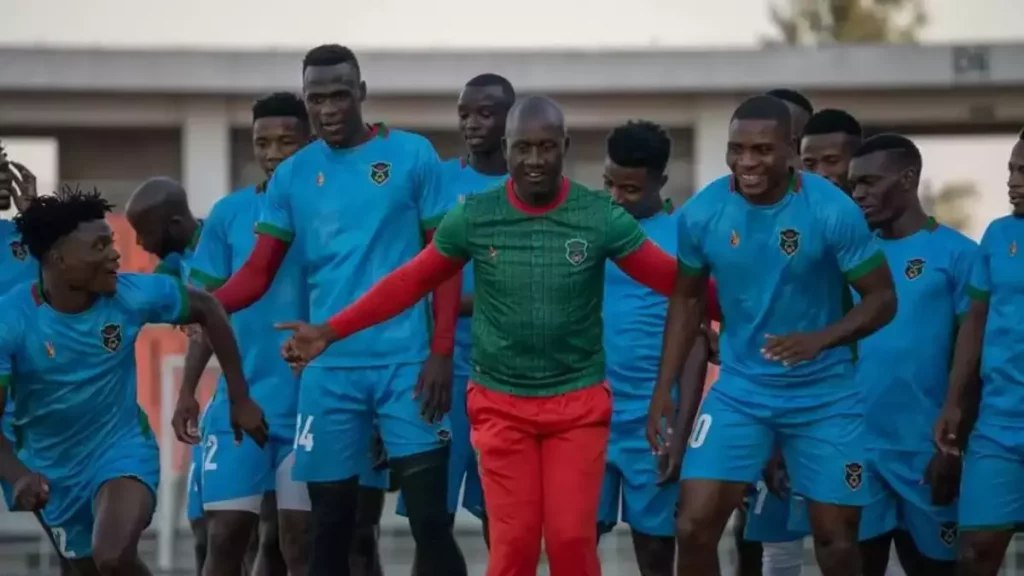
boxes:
[278,511,310,568]
[91,539,137,575]
[959,530,1013,574]
[675,512,720,552]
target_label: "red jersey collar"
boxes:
[506,177,571,215]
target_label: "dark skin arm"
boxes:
[0,391,49,511]
[182,287,268,446]
[934,299,987,456]
[658,331,709,485]
[647,268,707,452]
[762,263,897,366]
[172,331,215,444]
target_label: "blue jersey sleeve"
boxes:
[0,304,22,387]
[968,224,994,300]
[119,273,190,326]
[949,238,979,320]
[254,159,296,243]
[413,140,448,231]
[676,202,708,277]
[189,201,232,290]
[825,196,885,281]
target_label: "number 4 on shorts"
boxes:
[294,414,314,452]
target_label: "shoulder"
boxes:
[381,128,436,158]
[981,215,1013,239]
[0,282,35,315]
[683,176,731,217]
[934,223,978,253]
[462,183,506,210]
[115,272,178,300]
[207,188,252,221]
[801,172,853,206]
[0,220,16,238]
[277,141,322,176]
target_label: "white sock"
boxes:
[762,539,804,576]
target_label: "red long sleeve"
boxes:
[327,244,465,341]
[706,278,721,323]
[424,230,461,355]
[212,234,288,313]
[614,240,677,297]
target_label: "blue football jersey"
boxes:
[256,127,449,368]
[0,273,186,482]
[190,185,307,437]
[677,172,884,392]
[858,220,976,452]
[435,159,508,377]
[603,209,678,422]
[969,215,1024,427]
[0,220,38,443]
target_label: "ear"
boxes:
[359,81,368,103]
[501,137,508,160]
[563,135,572,157]
[656,173,669,192]
[901,166,919,189]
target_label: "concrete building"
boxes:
[0,42,1022,216]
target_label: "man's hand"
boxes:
[763,451,790,498]
[13,472,49,511]
[7,161,37,213]
[933,403,963,457]
[275,322,334,365]
[656,444,683,487]
[230,397,269,447]
[415,353,453,423]
[761,333,824,367]
[370,430,389,471]
[646,388,675,455]
[924,452,961,506]
[172,394,202,445]
[179,324,202,340]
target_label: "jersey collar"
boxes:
[506,177,571,215]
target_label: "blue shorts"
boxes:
[744,483,808,543]
[598,417,678,537]
[960,420,1024,530]
[201,433,312,513]
[397,375,483,518]
[293,364,451,483]
[681,374,870,507]
[42,430,160,560]
[186,444,203,522]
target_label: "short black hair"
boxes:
[853,133,922,170]
[252,92,309,124]
[15,185,114,261]
[765,89,814,115]
[606,120,672,175]
[731,96,793,140]
[302,44,360,73]
[465,73,516,102]
[803,109,863,139]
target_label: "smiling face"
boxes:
[727,118,792,200]
[51,219,121,296]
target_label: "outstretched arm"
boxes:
[817,263,896,350]
[324,244,466,344]
[613,240,677,297]
[211,234,289,313]
[182,288,251,404]
[423,229,461,355]
[0,389,31,486]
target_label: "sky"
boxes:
[0,0,1020,235]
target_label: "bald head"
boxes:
[506,96,566,138]
[125,177,190,218]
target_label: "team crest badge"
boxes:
[369,162,391,186]
[729,230,740,247]
[843,462,863,491]
[565,238,589,266]
[9,241,27,261]
[100,323,122,353]
[778,228,801,257]
[904,258,926,280]
[316,172,325,187]
[939,521,958,547]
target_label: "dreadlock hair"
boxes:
[15,185,114,261]
[252,92,308,125]
[606,120,672,175]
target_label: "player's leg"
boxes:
[745,485,809,576]
[537,384,610,576]
[184,445,208,576]
[253,492,288,576]
[779,390,869,576]
[677,384,775,576]
[91,477,156,575]
[350,484,385,576]
[243,522,259,576]
[266,444,311,576]
[200,430,271,576]
[376,363,466,576]
[733,508,764,576]
[190,518,208,576]
[466,382,543,576]
[614,420,676,576]
[293,366,374,576]
[953,423,1022,576]
[596,462,622,540]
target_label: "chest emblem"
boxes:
[316,172,325,187]
[904,258,926,280]
[1011,241,1017,257]
[369,162,392,186]
[100,322,122,353]
[9,241,26,261]
[778,228,801,257]
[729,230,740,247]
[565,238,589,266]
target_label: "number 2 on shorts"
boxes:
[50,526,75,558]
[294,414,314,452]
